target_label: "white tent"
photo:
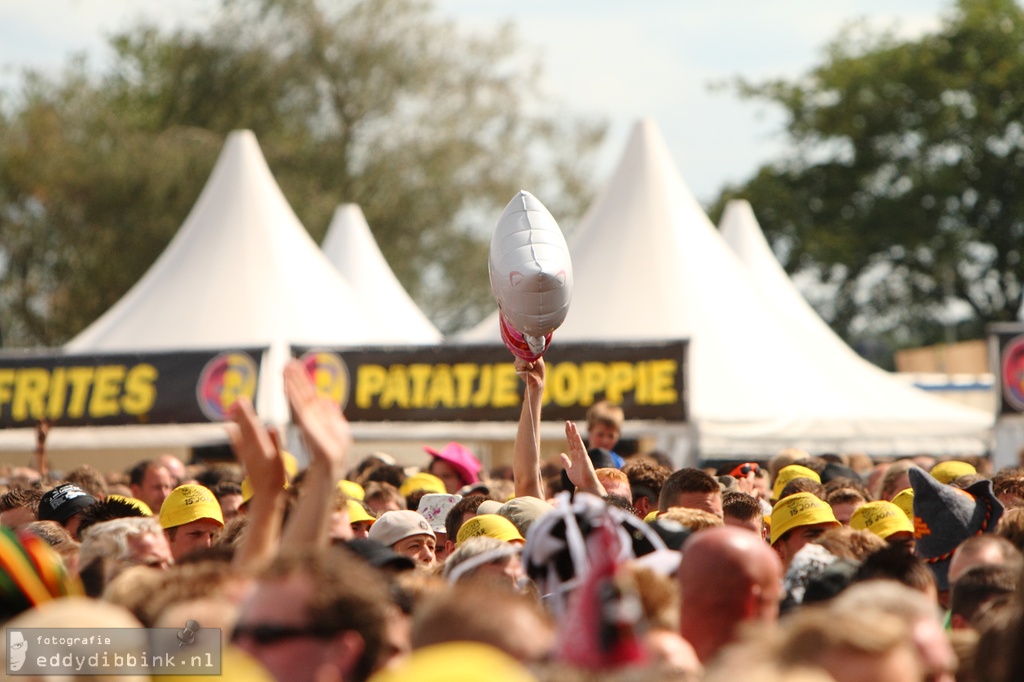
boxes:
[719,199,865,357]
[321,204,441,343]
[458,119,992,458]
[0,130,424,453]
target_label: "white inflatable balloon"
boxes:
[488,190,573,361]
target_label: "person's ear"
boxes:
[739,582,762,619]
[634,497,652,518]
[327,630,366,680]
[771,540,788,565]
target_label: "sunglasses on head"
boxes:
[231,623,337,645]
[728,462,760,477]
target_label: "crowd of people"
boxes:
[2,356,1024,681]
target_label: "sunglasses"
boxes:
[231,623,337,645]
[729,462,760,477]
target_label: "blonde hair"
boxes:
[661,506,724,532]
[586,400,624,430]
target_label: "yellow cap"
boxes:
[930,460,977,485]
[456,514,524,546]
[338,479,365,501]
[772,464,821,500]
[891,488,914,519]
[106,494,153,516]
[399,472,446,498]
[849,500,914,539]
[281,451,299,481]
[240,477,255,504]
[769,492,838,545]
[368,642,536,682]
[347,500,376,525]
[159,485,224,530]
[643,510,659,523]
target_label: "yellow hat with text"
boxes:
[769,492,838,545]
[772,464,821,501]
[159,484,224,530]
[849,500,914,539]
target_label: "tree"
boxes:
[0,0,605,347]
[712,0,1024,360]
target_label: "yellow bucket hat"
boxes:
[159,484,224,530]
[769,492,838,545]
[891,488,915,519]
[106,494,153,516]
[455,514,524,546]
[399,472,446,498]
[338,479,365,501]
[849,500,914,539]
[930,460,977,485]
[347,500,376,525]
[368,642,535,682]
[772,464,821,500]
[281,450,300,481]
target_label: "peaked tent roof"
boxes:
[718,199,871,365]
[321,204,441,343]
[457,119,991,457]
[64,129,417,431]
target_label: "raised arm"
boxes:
[280,359,352,548]
[33,419,50,479]
[225,396,287,568]
[512,357,545,498]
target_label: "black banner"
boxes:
[991,323,1024,416]
[293,340,688,423]
[0,348,265,428]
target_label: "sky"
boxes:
[0,0,951,205]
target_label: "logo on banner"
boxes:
[196,352,258,421]
[1002,334,1024,412]
[300,351,350,409]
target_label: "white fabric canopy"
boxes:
[321,204,441,343]
[458,119,992,457]
[56,130,426,441]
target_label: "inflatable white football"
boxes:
[488,191,573,360]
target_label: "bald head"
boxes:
[948,534,1023,585]
[679,526,783,663]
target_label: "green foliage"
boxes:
[712,0,1024,355]
[0,0,604,346]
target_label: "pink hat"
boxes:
[423,442,482,486]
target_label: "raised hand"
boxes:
[225,396,286,566]
[226,396,286,496]
[560,420,606,497]
[284,360,351,478]
[282,359,351,548]
[515,356,545,392]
